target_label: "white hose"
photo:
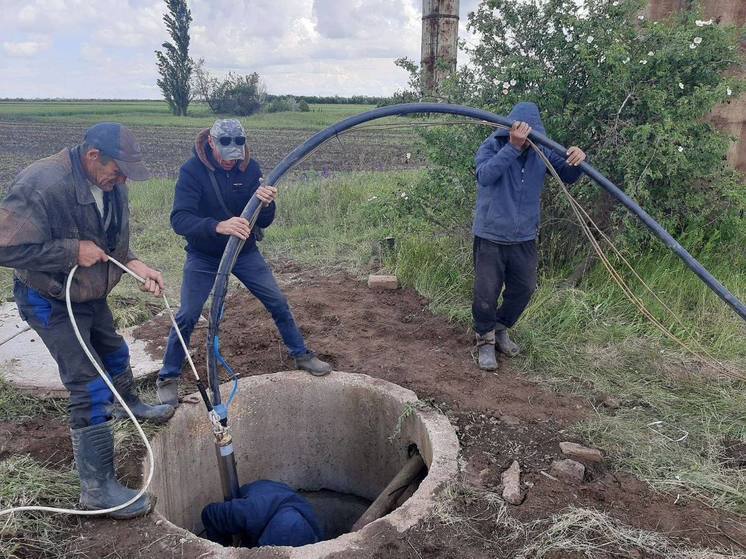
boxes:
[0,257,196,518]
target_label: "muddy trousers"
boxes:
[13,278,133,429]
[472,237,538,336]
[158,247,308,380]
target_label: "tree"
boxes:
[155,0,194,116]
[390,0,744,267]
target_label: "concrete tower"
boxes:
[421,0,460,97]
[647,0,746,172]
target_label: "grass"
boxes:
[428,484,744,558]
[0,166,744,555]
[0,456,79,559]
[258,171,746,516]
[0,100,376,130]
[0,377,66,422]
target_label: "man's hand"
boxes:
[126,260,164,297]
[256,185,277,207]
[78,240,108,267]
[566,146,586,166]
[509,121,532,150]
[216,217,252,240]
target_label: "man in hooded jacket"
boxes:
[473,102,586,371]
[156,119,331,406]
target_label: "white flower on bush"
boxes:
[612,0,619,5]
[406,152,411,160]
[693,37,702,45]
[647,51,654,56]
[689,43,697,49]
[638,15,644,20]
[639,59,647,65]
[677,146,684,153]
[599,56,606,63]
[587,36,594,44]
[503,89,509,95]
[367,195,378,202]
[622,57,630,64]
[565,34,573,42]
[510,79,517,86]
[727,87,733,96]
[678,82,684,90]
[400,192,408,199]
[503,81,510,88]
[695,19,713,27]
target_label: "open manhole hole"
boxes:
[146,371,459,557]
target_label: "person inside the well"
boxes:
[201,479,323,548]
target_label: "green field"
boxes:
[0,100,376,130]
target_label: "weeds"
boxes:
[0,456,79,559]
[0,377,66,422]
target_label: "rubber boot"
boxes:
[156,377,180,408]
[111,367,175,424]
[71,420,153,519]
[475,330,497,371]
[295,352,332,376]
[495,326,520,356]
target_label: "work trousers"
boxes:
[159,247,307,380]
[472,236,538,335]
[14,278,133,429]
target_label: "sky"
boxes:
[0,0,481,99]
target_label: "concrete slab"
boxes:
[0,302,162,398]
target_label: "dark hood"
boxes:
[495,102,546,137]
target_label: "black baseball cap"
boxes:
[83,122,151,181]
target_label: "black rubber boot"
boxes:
[156,377,180,408]
[495,327,520,356]
[295,352,332,376]
[111,367,175,424]
[475,331,497,371]
[71,420,153,519]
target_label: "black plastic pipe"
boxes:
[206,102,746,407]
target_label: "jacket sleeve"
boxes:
[475,135,523,186]
[0,188,79,272]
[201,496,267,545]
[201,501,245,546]
[541,147,584,184]
[170,166,221,240]
[256,201,276,229]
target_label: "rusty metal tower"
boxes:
[421,0,460,97]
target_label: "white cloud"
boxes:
[3,38,50,57]
[0,0,481,98]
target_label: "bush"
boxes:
[266,96,299,113]
[298,99,310,112]
[391,0,745,268]
[193,62,266,116]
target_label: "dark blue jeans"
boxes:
[159,248,308,380]
[14,279,132,428]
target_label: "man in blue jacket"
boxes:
[201,480,323,548]
[156,119,331,405]
[473,102,586,371]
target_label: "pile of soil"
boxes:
[3,261,744,558]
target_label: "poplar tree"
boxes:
[155,0,193,116]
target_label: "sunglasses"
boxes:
[216,136,246,147]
